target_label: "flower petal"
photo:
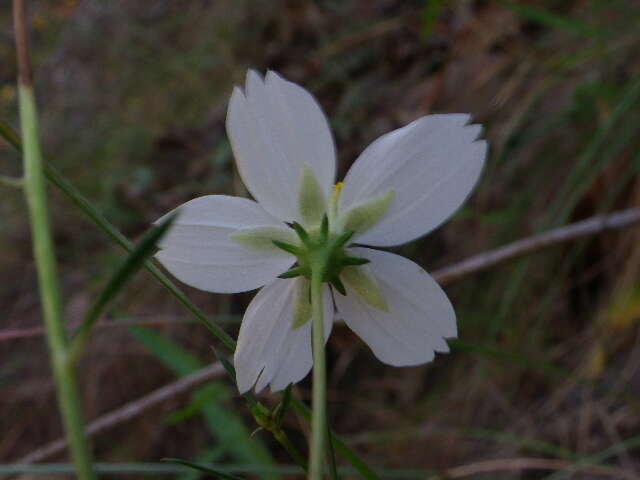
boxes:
[340,114,487,246]
[234,278,334,393]
[155,195,294,293]
[226,70,336,222]
[334,248,456,366]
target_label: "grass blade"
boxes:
[131,327,277,477]
[163,459,248,480]
[70,214,177,358]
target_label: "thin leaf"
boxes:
[163,459,248,480]
[0,120,236,350]
[70,214,177,358]
[0,120,21,150]
[132,328,276,474]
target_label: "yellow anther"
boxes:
[328,183,344,225]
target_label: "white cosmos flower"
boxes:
[155,70,487,394]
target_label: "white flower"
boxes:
[155,70,487,393]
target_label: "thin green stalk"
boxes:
[309,266,327,480]
[17,85,96,479]
[290,397,381,480]
[14,0,94,477]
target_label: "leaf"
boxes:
[70,214,177,357]
[0,120,21,150]
[1,118,236,350]
[131,328,277,476]
[163,459,248,480]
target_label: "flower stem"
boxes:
[309,263,327,480]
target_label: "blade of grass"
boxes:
[163,459,248,480]
[177,446,225,480]
[0,463,430,477]
[130,327,277,477]
[492,77,640,335]
[0,119,235,350]
[70,214,177,359]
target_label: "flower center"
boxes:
[273,214,369,295]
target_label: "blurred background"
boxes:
[1,0,640,478]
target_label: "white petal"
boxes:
[334,248,456,366]
[226,70,336,222]
[234,278,334,393]
[155,195,294,293]
[340,114,487,246]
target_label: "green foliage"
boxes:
[163,459,249,480]
[130,327,278,479]
[71,214,177,357]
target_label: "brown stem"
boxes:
[13,0,32,86]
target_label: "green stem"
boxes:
[18,84,96,479]
[274,430,308,471]
[309,265,327,480]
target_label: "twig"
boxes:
[432,208,640,285]
[423,456,640,480]
[18,363,225,464]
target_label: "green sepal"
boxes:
[320,214,329,240]
[291,221,311,246]
[272,240,301,256]
[341,265,388,312]
[330,276,346,296]
[335,230,354,247]
[343,256,370,266]
[341,189,395,236]
[292,279,312,328]
[231,226,299,254]
[298,164,326,227]
[278,266,307,279]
